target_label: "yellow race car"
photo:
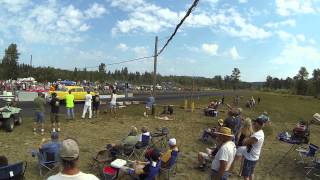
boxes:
[49,86,95,101]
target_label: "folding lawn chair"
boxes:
[33,147,60,177]
[89,149,110,176]
[151,127,169,150]
[0,161,27,180]
[159,151,179,180]
[296,143,319,164]
[305,158,320,178]
[121,144,136,160]
[134,134,152,160]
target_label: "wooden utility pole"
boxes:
[152,36,158,97]
[30,54,32,67]
[28,54,32,77]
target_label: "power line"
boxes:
[82,55,155,70]
[106,55,154,66]
[157,0,200,56]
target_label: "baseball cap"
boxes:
[253,118,264,126]
[60,138,80,160]
[168,138,177,146]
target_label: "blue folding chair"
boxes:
[33,146,60,177]
[0,161,27,180]
[160,151,179,180]
[134,135,151,160]
[296,143,319,164]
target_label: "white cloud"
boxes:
[276,31,311,44]
[110,0,271,40]
[0,1,107,44]
[85,3,107,18]
[276,0,317,16]
[0,0,31,13]
[116,43,129,51]
[239,0,248,3]
[309,39,316,44]
[230,46,241,60]
[271,43,320,65]
[132,46,149,57]
[276,31,293,41]
[265,19,296,28]
[202,43,219,56]
[296,34,306,42]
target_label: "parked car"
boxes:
[49,86,95,101]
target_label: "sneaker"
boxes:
[41,129,44,135]
[57,128,61,132]
[197,164,206,171]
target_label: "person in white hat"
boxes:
[47,138,99,180]
[161,138,179,168]
[210,127,236,180]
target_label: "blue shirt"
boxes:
[140,161,161,180]
[146,96,155,107]
[41,141,60,161]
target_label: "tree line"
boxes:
[1,43,249,89]
[264,67,320,97]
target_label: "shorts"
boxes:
[50,113,59,123]
[35,112,45,123]
[210,169,230,180]
[109,102,116,108]
[241,159,257,177]
[93,104,100,111]
[146,103,153,109]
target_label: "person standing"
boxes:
[210,127,236,180]
[109,90,117,114]
[33,93,46,135]
[144,94,155,117]
[50,93,60,132]
[221,95,225,105]
[92,92,100,118]
[82,91,92,119]
[65,90,75,120]
[236,118,265,180]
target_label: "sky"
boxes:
[0,0,320,82]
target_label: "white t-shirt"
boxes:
[84,94,92,106]
[110,93,117,104]
[139,132,151,141]
[48,172,99,180]
[244,129,264,161]
[211,141,236,171]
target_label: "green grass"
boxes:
[1,91,320,180]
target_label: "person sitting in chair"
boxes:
[136,126,151,149]
[0,155,8,168]
[204,100,219,117]
[107,126,140,159]
[197,145,220,170]
[161,138,179,168]
[121,148,162,180]
[201,119,224,142]
[37,132,61,159]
